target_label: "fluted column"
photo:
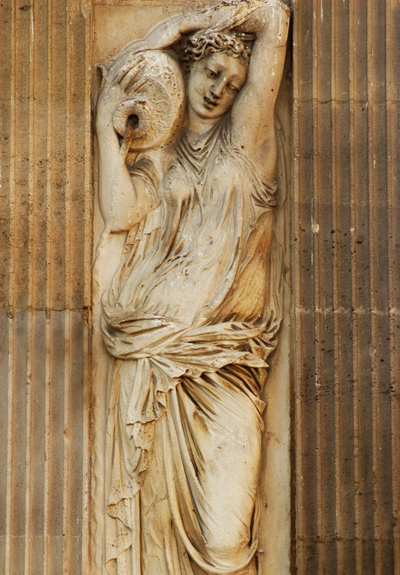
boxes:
[0,1,92,574]
[293,1,400,573]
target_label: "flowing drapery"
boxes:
[102,118,282,574]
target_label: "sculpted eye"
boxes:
[205,68,218,79]
[228,84,239,93]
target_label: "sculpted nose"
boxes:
[210,79,225,99]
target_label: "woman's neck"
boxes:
[186,106,220,137]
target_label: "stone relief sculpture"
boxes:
[95,1,290,573]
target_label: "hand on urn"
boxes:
[96,1,289,574]
[96,53,146,137]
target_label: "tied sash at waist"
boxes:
[101,305,269,434]
[101,306,268,378]
[103,306,270,537]
[103,309,273,575]
[103,305,270,560]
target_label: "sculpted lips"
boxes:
[204,95,218,108]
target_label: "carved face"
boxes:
[186,52,247,121]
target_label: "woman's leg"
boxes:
[167,365,263,574]
[140,365,263,575]
[140,413,195,575]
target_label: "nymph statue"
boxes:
[96,1,290,573]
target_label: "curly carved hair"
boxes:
[181,31,252,72]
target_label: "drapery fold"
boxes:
[103,114,283,575]
[104,311,274,574]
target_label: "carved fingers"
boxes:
[96,54,146,129]
[117,55,147,91]
[107,52,146,85]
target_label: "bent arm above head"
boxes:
[230,1,290,183]
[108,0,275,83]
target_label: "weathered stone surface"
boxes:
[293,0,400,573]
[0,1,91,574]
[92,2,291,573]
[1,0,399,574]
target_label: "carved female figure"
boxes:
[96,1,290,573]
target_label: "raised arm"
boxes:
[108,1,272,84]
[109,0,289,184]
[97,4,255,233]
[230,1,290,182]
[97,1,289,231]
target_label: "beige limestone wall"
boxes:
[293,0,400,573]
[0,1,92,574]
[0,1,399,574]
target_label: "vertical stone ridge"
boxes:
[29,311,47,575]
[2,2,12,572]
[9,3,31,574]
[0,0,11,307]
[332,1,356,573]
[315,1,337,572]
[43,7,53,573]
[32,0,50,311]
[349,2,371,572]
[80,2,92,573]
[25,4,36,573]
[0,313,9,572]
[24,315,32,575]
[387,2,400,573]
[43,313,51,575]
[294,0,399,573]
[0,0,91,573]
[313,1,324,571]
[367,3,394,573]
[293,0,317,571]
[5,318,14,575]
[62,1,73,571]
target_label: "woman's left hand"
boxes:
[96,54,146,136]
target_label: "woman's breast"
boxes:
[132,154,271,326]
[135,159,242,322]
